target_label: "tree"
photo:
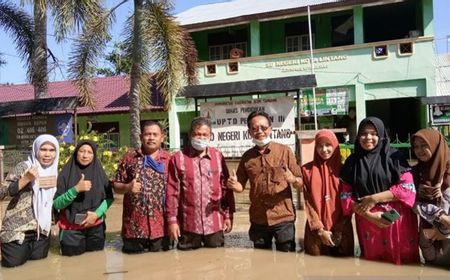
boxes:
[69,0,198,148]
[0,1,34,77]
[26,0,102,98]
[96,42,132,77]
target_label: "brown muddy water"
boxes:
[0,196,448,280]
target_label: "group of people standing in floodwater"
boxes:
[0,111,449,270]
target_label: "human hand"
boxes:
[284,167,297,184]
[81,211,98,227]
[23,164,38,183]
[168,223,181,241]
[366,211,391,228]
[438,214,450,229]
[318,229,334,246]
[128,178,142,194]
[223,218,233,233]
[356,195,377,213]
[227,169,243,192]
[75,174,92,192]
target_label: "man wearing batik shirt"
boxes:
[113,121,171,253]
[166,117,235,250]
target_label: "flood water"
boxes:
[0,196,448,280]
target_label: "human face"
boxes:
[77,144,94,166]
[37,142,56,167]
[248,115,272,141]
[413,137,432,162]
[190,124,211,141]
[358,123,379,151]
[316,138,334,160]
[141,124,165,154]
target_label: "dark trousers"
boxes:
[177,231,224,250]
[59,223,105,256]
[249,221,296,252]
[1,232,50,268]
[122,236,173,254]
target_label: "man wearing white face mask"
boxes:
[227,111,302,252]
[166,117,235,250]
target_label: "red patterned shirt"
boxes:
[166,147,235,235]
[114,148,170,240]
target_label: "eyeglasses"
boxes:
[250,126,270,132]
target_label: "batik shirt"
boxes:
[114,148,170,240]
[166,147,235,235]
[0,162,40,244]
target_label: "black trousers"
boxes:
[122,236,173,254]
[59,223,105,256]
[249,221,296,252]
[1,232,50,268]
[177,230,224,250]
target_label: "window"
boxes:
[227,62,239,74]
[331,14,354,46]
[208,42,247,61]
[205,64,217,76]
[398,42,413,56]
[373,45,388,59]
[286,35,314,52]
[90,122,120,148]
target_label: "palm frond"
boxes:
[69,9,112,108]
[0,0,34,78]
[49,0,105,43]
[142,2,187,110]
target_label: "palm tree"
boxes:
[0,1,33,78]
[69,0,197,148]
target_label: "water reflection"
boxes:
[0,201,448,279]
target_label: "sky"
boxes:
[0,0,449,85]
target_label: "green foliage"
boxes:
[58,130,128,179]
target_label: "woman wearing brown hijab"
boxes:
[412,128,450,267]
[301,129,354,256]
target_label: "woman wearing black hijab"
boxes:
[340,117,419,264]
[54,140,114,256]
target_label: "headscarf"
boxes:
[25,134,60,237]
[303,129,342,230]
[340,117,409,198]
[56,140,112,224]
[412,128,450,201]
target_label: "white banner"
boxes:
[200,97,296,157]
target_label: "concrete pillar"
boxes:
[250,20,261,57]
[169,102,180,151]
[355,82,366,126]
[353,6,364,44]
[422,0,433,36]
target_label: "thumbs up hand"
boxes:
[75,174,92,192]
[128,178,142,194]
[227,169,243,192]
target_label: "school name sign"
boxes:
[200,97,295,157]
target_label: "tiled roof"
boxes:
[0,76,165,114]
[176,0,344,27]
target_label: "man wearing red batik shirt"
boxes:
[166,117,235,250]
[113,121,171,253]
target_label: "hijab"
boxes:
[303,129,342,230]
[340,117,409,198]
[56,140,112,224]
[412,128,450,201]
[25,134,60,237]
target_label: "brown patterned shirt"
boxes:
[236,142,302,226]
[0,161,40,244]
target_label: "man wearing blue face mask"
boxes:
[227,111,302,252]
[166,117,235,250]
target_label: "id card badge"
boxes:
[38,176,57,189]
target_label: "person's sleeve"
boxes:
[53,187,78,210]
[220,153,235,220]
[95,198,113,218]
[235,157,248,190]
[287,147,302,178]
[165,156,180,225]
[390,171,416,208]
[301,166,324,231]
[340,181,354,216]
[1,162,29,199]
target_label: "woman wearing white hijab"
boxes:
[0,134,59,267]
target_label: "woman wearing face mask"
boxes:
[54,140,113,256]
[166,117,235,250]
[340,117,419,265]
[411,128,450,267]
[0,134,59,267]
[301,129,354,256]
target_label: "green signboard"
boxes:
[301,87,349,116]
